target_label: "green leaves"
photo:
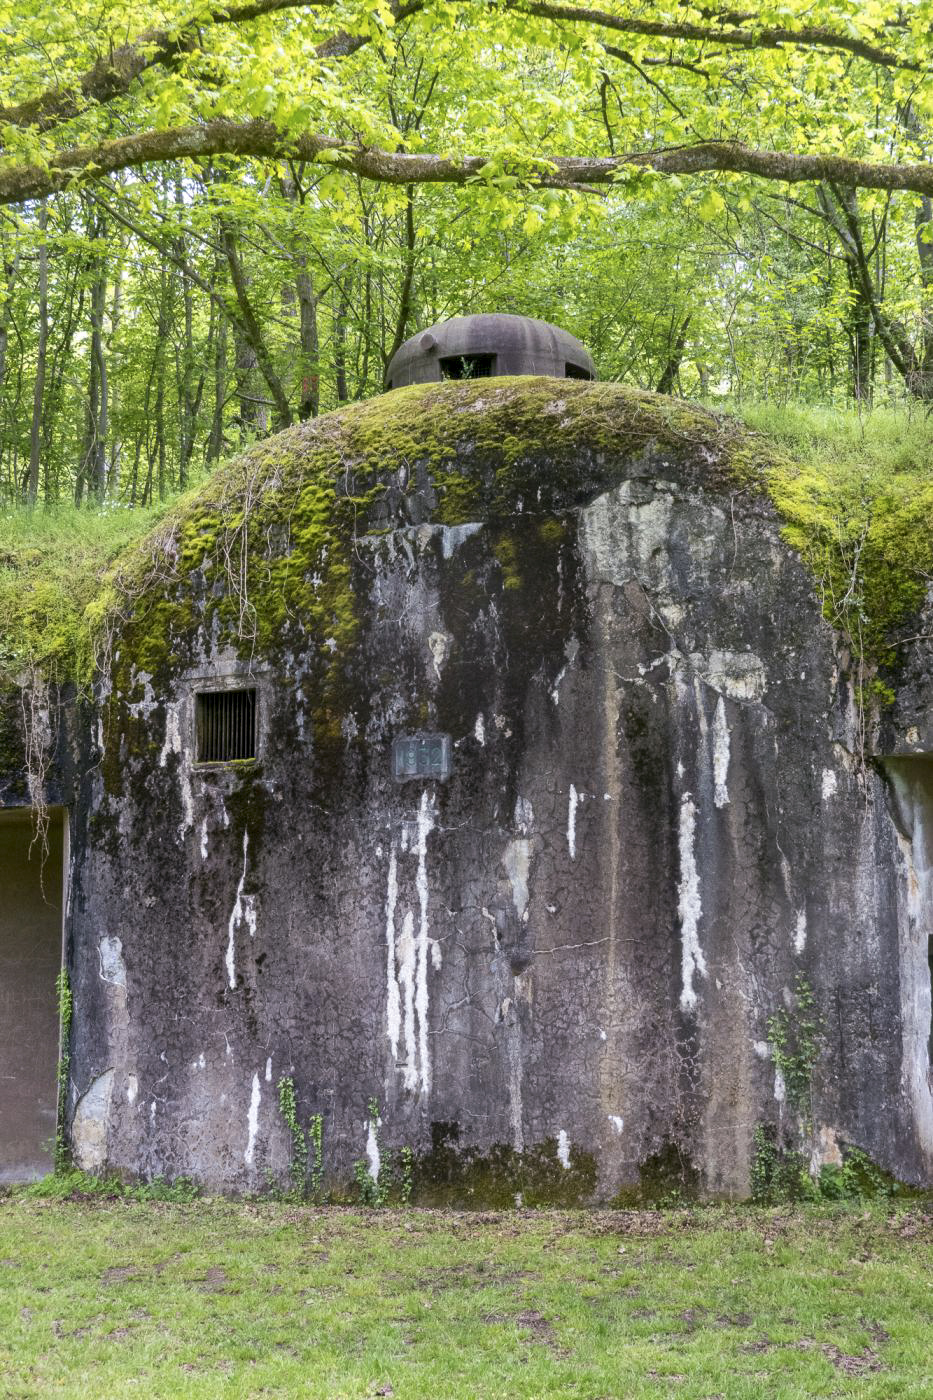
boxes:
[696,188,726,223]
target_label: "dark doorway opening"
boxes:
[0,808,65,1183]
[565,361,594,380]
[439,353,495,380]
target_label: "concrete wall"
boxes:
[63,405,933,1199]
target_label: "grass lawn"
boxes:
[0,1200,931,1399]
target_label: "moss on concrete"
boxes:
[2,381,932,715]
[94,379,754,693]
[412,1122,598,1207]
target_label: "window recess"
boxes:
[195,689,257,764]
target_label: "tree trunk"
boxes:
[107,271,122,496]
[0,250,19,405]
[221,219,291,430]
[296,266,319,419]
[208,304,228,462]
[386,186,416,366]
[25,202,47,505]
[94,269,108,498]
[76,230,108,504]
[334,276,349,403]
[656,313,690,395]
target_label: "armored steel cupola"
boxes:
[385,312,596,389]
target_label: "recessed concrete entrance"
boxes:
[0,808,65,1183]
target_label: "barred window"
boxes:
[195,689,257,763]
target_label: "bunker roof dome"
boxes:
[385,313,596,389]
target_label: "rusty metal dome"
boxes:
[385,313,596,389]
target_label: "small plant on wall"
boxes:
[354,1098,414,1207]
[275,1076,325,1203]
[54,969,72,1174]
[768,973,823,1134]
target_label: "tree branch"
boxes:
[0,0,424,132]
[5,122,933,205]
[515,0,925,74]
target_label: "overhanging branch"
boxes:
[3,123,933,205]
[515,0,924,74]
[0,0,423,133]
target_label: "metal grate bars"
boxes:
[195,689,256,763]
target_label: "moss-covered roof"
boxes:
[2,378,932,702]
[97,378,764,684]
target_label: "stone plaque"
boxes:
[392,733,452,782]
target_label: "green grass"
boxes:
[0,1198,930,1398]
[716,399,933,672]
[721,399,933,477]
[0,502,172,689]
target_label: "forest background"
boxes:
[3,0,933,507]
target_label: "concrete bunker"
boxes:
[0,808,66,1183]
[2,371,933,1200]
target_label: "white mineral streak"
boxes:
[126,1075,138,1106]
[821,768,838,800]
[414,791,435,1094]
[567,784,582,860]
[159,703,194,838]
[385,849,401,1060]
[244,1073,261,1167]
[504,1000,524,1154]
[608,1115,624,1135]
[889,777,933,1161]
[678,794,707,1012]
[503,839,531,919]
[158,705,180,768]
[693,677,709,740]
[428,631,451,679]
[200,818,209,860]
[98,935,126,988]
[366,1116,381,1181]
[774,1064,786,1105]
[386,796,437,1093]
[398,911,417,1091]
[265,1057,273,1082]
[712,696,731,808]
[579,482,676,590]
[439,521,483,559]
[474,712,486,745]
[692,650,767,703]
[226,830,253,991]
[794,910,807,955]
[556,1128,571,1169]
[778,853,793,902]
